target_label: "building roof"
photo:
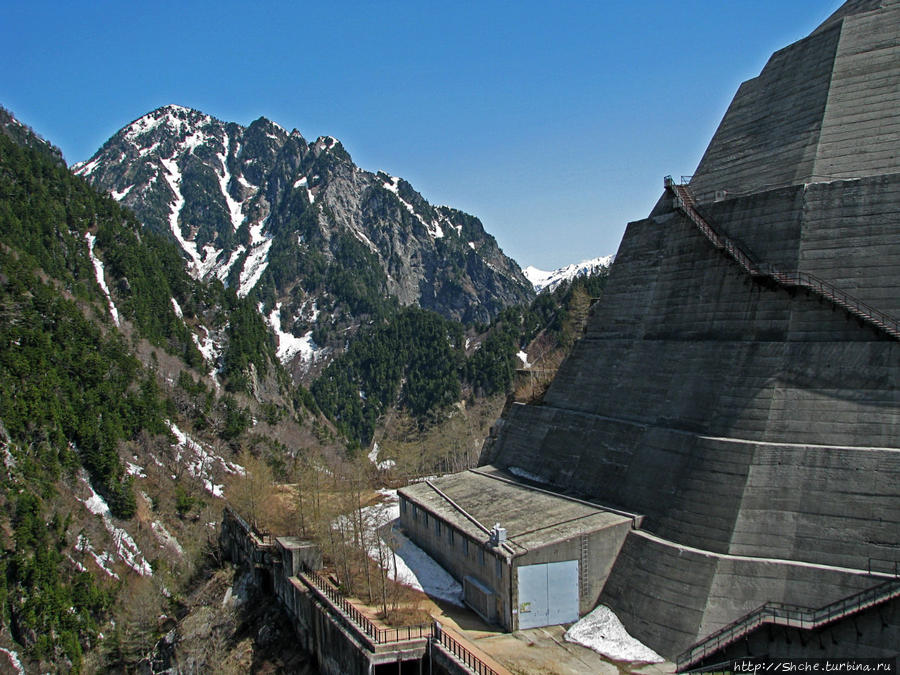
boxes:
[398,466,632,557]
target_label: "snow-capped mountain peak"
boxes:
[73,104,534,372]
[524,255,614,294]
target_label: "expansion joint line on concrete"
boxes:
[677,578,900,670]
[634,529,898,579]
[662,176,900,340]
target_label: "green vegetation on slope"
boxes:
[311,269,610,447]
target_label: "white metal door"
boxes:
[516,560,579,629]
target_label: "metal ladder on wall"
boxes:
[663,176,900,341]
[579,535,589,595]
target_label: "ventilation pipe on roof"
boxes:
[490,523,507,546]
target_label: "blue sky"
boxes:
[3,1,844,270]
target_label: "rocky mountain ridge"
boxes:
[74,105,533,376]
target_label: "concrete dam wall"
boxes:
[480,0,900,659]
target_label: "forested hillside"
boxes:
[0,105,609,671]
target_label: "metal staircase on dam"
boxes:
[677,578,900,670]
[663,176,900,341]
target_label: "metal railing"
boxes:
[433,627,501,675]
[678,579,900,670]
[301,565,431,645]
[226,507,501,675]
[302,564,501,674]
[868,557,900,576]
[663,177,900,341]
[223,505,275,548]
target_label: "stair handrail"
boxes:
[663,177,900,340]
[677,579,900,670]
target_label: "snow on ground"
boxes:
[357,489,464,606]
[350,227,379,253]
[170,297,183,318]
[111,184,133,201]
[84,233,120,326]
[218,133,245,231]
[367,442,396,471]
[160,154,214,279]
[191,324,220,366]
[381,174,443,237]
[72,157,101,177]
[139,141,161,158]
[151,520,185,557]
[516,350,531,368]
[263,302,322,364]
[0,646,25,675]
[195,244,224,280]
[65,552,88,573]
[248,217,269,246]
[238,236,272,297]
[216,244,246,282]
[126,461,146,478]
[524,255,615,294]
[77,474,152,576]
[564,604,664,663]
[293,176,308,189]
[75,534,119,579]
[167,420,245,497]
[181,127,208,154]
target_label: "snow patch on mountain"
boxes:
[0,647,25,675]
[111,184,133,201]
[218,132,246,231]
[216,245,246,282]
[238,238,272,297]
[84,232,120,326]
[263,302,323,364]
[381,174,443,238]
[74,535,120,580]
[367,442,395,471]
[167,420,244,497]
[78,472,153,576]
[151,520,184,557]
[524,255,614,294]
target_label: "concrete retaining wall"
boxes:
[220,508,489,675]
[599,531,884,658]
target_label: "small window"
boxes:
[435,519,441,536]
[424,512,429,527]
[463,538,469,556]
[449,528,455,546]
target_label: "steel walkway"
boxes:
[663,176,900,341]
[677,578,900,670]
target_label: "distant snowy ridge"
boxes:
[524,255,614,294]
